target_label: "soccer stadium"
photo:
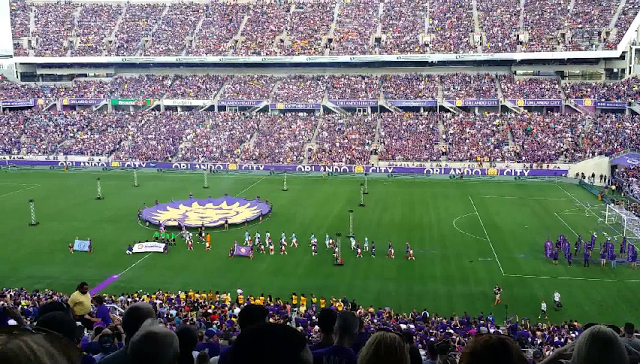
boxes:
[3,0,640,362]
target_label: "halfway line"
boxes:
[468,195,504,275]
[118,253,152,276]
[235,177,266,197]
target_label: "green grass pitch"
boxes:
[1,170,638,324]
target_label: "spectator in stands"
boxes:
[238,304,268,331]
[93,295,112,327]
[403,332,423,364]
[127,319,179,364]
[312,311,359,364]
[357,331,410,364]
[100,302,156,364]
[227,323,312,364]
[622,323,640,352]
[195,351,209,364]
[176,325,199,364]
[310,308,338,351]
[459,334,529,364]
[0,325,81,364]
[569,325,629,364]
[68,282,99,330]
[195,328,221,358]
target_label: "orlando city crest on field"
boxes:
[141,196,271,227]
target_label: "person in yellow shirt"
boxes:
[336,301,344,311]
[68,282,99,329]
[259,294,265,305]
[225,292,231,306]
[300,294,307,309]
[311,294,317,306]
[291,292,298,308]
[320,296,326,309]
[188,290,195,300]
[237,294,245,305]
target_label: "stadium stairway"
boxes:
[496,80,524,114]
[200,78,230,112]
[186,13,208,56]
[629,102,640,115]
[379,92,401,113]
[104,5,128,56]
[137,5,171,56]
[230,15,250,54]
[599,0,628,51]
[67,5,83,57]
[471,0,482,53]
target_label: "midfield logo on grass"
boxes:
[141,197,271,227]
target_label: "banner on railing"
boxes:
[110,99,154,106]
[61,98,105,106]
[445,99,500,107]
[269,103,321,110]
[1,99,34,107]
[388,100,438,107]
[163,99,210,106]
[329,100,378,107]
[218,100,264,107]
[3,159,568,177]
[508,99,562,107]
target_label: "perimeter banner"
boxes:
[1,99,34,107]
[445,99,500,107]
[110,99,154,106]
[132,242,167,253]
[218,100,264,107]
[595,101,627,109]
[329,100,378,107]
[508,99,562,107]
[269,103,321,110]
[388,100,438,107]
[610,153,640,166]
[3,159,568,176]
[61,98,105,106]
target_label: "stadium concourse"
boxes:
[8,0,640,56]
[2,286,640,364]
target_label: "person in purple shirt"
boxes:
[552,248,559,265]
[312,311,359,364]
[584,250,590,267]
[195,328,221,358]
[601,250,607,267]
[94,295,112,327]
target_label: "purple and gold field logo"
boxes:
[141,197,271,227]
[487,168,498,176]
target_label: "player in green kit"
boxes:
[153,231,160,241]
[161,231,167,244]
[171,232,176,246]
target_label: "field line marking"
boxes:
[118,253,152,276]
[0,184,40,199]
[468,195,504,275]
[452,213,488,241]
[554,183,635,248]
[505,273,638,283]
[554,212,579,238]
[478,196,568,201]
[235,177,266,197]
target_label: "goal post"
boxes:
[605,204,640,240]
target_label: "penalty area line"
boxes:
[0,184,40,199]
[553,212,579,238]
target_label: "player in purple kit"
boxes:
[583,249,590,267]
[574,236,582,256]
[600,249,607,267]
[620,236,627,258]
[371,242,376,257]
[312,243,318,256]
[567,251,572,267]
[552,248,559,265]
[405,242,411,256]
[228,247,234,259]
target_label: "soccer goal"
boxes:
[605,204,640,240]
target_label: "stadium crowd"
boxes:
[2,284,640,364]
[615,165,640,201]
[499,75,562,100]
[563,77,640,102]
[11,0,640,57]
[441,73,497,100]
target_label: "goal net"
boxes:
[605,204,640,240]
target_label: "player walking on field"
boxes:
[538,300,548,319]
[493,285,502,306]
